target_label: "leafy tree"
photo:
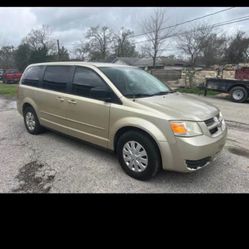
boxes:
[56,46,70,61]
[199,33,227,67]
[29,46,52,64]
[224,31,249,64]
[0,46,16,69]
[14,44,32,71]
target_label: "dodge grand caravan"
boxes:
[17,62,227,180]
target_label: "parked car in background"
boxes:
[3,69,22,84]
[0,69,4,80]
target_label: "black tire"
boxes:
[23,106,45,135]
[3,78,6,84]
[116,130,161,181]
[230,86,248,103]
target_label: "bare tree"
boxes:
[86,26,113,61]
[141,8,175,68]
[177,24,213,67]
[23,25,56,53]
[177,23,213,87]
[113,28,138,57]
[73,42,91,61]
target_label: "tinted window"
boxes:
[22,66,44,87]
[43,66,74,93]
[72,67,107,98]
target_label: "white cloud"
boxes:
[0,7,37,46]
[0,6,249,56]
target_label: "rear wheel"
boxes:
[23,106,45,135]
[116,130,161,181]
[230,86,248,103]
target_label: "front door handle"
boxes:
[67,99,77,104]
[56,96,64,102]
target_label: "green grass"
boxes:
[177,87,219,96]
[0,82,17,97]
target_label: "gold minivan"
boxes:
[17,62,227,180]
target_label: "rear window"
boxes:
[22,66,44,87]
[43,66,74,93]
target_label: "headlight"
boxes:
[219,111,223,120]
[170,121,203,137]
[219,112,226,130]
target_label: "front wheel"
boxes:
[230,86,248,103]
[116,131,161,181]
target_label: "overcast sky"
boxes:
[0,7,249,57]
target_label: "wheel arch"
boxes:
[228,84,249,93]
[113,126,162,167]
[21,98,40,121]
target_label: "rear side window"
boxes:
[43,66,74,93]
[72,67,107,98]
[22,66,44,87]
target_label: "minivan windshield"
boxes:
[99,67,172,98]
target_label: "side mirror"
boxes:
[90,87,113,102]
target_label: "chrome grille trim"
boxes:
[204,113,225,136]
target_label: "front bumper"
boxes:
[159,127,227,172]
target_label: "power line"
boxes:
[130,7,235,39]
[134,13,249,45]
[213,15,249,27]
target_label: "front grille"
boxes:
[210,127,218,135]
[186,157,212,169]
[204,113,224,136]
[204,118,215,127]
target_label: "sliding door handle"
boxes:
[56,96,64,102]
[67,99,77,104]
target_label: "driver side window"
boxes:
[72,67,108,98]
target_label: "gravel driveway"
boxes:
[0,95,249,193]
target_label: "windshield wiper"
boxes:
[150,90,175,96]
[124,93,153,98]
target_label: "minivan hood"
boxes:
[135,92,219,121]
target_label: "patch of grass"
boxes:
[0,82,17,97]
[177,87,219,96]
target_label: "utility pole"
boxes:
[57,39,60,61]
